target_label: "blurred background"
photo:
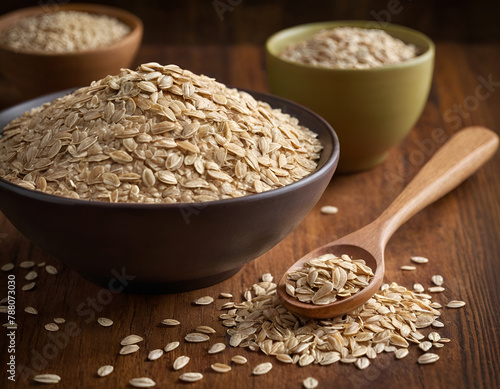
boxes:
[0,0,498,45]
[0,0,498,107]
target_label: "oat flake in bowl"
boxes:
[0,63,322,204]
[279,27,418,69]
[0,10,131,53]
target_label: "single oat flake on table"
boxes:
[0,63,322,204]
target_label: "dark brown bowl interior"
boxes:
[0,89,339,293]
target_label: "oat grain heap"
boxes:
[279,27,418,69]
[285,253,374,305]
[225,274,447,369]
[0,63,322,203]
[0,11,130,53]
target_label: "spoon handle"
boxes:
[376,126,498,247]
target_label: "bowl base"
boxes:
[80,266,243,294]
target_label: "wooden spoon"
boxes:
[278,126,499,319]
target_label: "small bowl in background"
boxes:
[0,89,339,293]
[0,3,143,100]
[266,21,435,173]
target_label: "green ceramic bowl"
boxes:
[266,21,435,172]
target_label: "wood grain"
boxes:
[0,41,499,389]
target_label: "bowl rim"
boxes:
[0,3,143,57]
[266,20,435,72]
[0,88,339,210]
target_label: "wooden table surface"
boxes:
[0,41,499,389]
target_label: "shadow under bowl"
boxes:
[0,89,339,293]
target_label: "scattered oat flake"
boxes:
[129,377,156,387]
[24,306,38,315]
[120,334,144,345]
[431,275,444,286]
[231,355,247,364]
[45,265,58,275]
[1,263,14,271]
[395,348,409,359]
[33,374,61,384]
[411,256,429,264]
[161,318,180,326]
[185,332,210,342]
[428,286,445,293]
[19,260,36,269]
[208,342,226,354]
[194,296,214,305]
[211,363,231,373]
[53,318,65,324]
[413,283,425,293]
[417,353,440,364]
[164,341,180,352]
[119,344,140,355]
[97,365,114,377]
[179,372,203,382]
[252,362,273,375]
[400,265,416,271]
[45,323,59,332]
[196,325,216,334]
[148,349,164,361]
[428,332,441,342]
[219,292,233,298]
[97,317,113,327]
[355,357,371,370]
[173,355,190,370]
[321,205,338,214]
[25,270,38,281]
[22,282,36,291]
[446,300,466,308]
[303,377,319,389]
[432,320,445,328]
[419,341,433,352]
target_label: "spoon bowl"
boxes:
[280,242,384,319]
[278,126,499,319]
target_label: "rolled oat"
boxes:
[279,27,418,69]
[0,63,322,204]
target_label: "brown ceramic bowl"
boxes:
[0,3,143,100]
[0,89,339,293]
